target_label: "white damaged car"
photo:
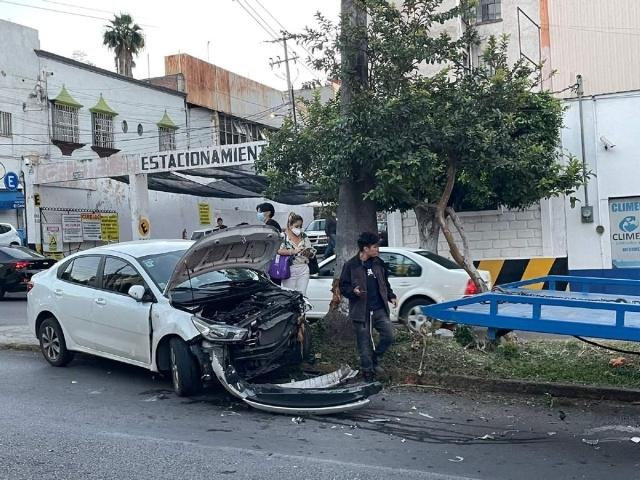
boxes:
[27,225,380,414]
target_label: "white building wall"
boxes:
[0,21,43,228]
[561,92,640,273]
[399,206,544,260]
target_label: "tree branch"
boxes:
[445,206,471,261]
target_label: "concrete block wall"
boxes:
[400,206,544,260]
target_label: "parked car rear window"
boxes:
[0,224,11,234]
[415,251,462,270]
[0,246,45,260]
[379,253,422,277]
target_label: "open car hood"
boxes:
[166,225,281,294]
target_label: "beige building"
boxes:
[395,0,640,95]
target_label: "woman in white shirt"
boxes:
[278,213,314,295]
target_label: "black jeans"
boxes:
[353,309,394,373]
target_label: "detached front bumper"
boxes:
[206,345,382,415]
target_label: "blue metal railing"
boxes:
[423,275,640,342]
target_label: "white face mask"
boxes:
[291,227,302,236]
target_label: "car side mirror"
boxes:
[128,285,146,302]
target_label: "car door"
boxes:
[90,256,153,364]
[379,252,423,302]
[53,255,102,349]
[306,258,336,318]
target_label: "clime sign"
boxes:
[137,141,267,174]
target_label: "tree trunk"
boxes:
[414,204,440,253]
[330,0,376,311]
[436,161,488,292]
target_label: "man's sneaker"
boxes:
[373,365,385,376]
[362,371,376,382]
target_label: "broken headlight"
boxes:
[192,316,249,343]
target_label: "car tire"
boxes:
[38,317,74,367]
[400,298,435,333]
[169,338,202,397]
[10,242,19,247]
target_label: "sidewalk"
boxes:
[0,325,39,350]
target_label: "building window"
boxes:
[0,111,12,137]
[92,112,114,149]
[159,127,176,151]
[52,103,80,143]
[477,0,501,22]
[218,112,270,145]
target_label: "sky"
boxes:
[0,0,340,91]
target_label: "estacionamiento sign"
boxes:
[138,141,266,174]
[609,196,640,268]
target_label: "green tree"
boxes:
[257,1,585,291]
[259,0,472,270]
[103,13,145,78]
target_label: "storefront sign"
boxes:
[609,196,640,268]
[198,203,211,225]
[43,224,62,253]
[138,141,266,174]
[100,214,119,242]
[62,214,83,243]
[81,213,102,241]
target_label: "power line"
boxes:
[252,0,318,67]
[234,0,279,41]
[0,0,108,20]
[0,0,157,27]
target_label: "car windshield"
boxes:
[0,246,45,260]
[306,220,324,232]
[138,249,267,292]
[415,251,462,270]
[138,249,187,291]
[174,268,264,290]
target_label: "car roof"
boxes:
[89,240,193,258]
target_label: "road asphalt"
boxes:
[3,348,640,479]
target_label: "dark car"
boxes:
[0,246,56,298]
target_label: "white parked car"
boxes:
[304,219,328,254]
[27,225,380,414]
[305,247,491,331]
[0,223,22,246]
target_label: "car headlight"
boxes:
[192,316,249,343]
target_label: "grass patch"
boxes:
[310,323,640,389]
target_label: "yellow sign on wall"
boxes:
[198,203,211,225]
[100,214,119,242]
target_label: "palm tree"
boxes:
[103,13,145,77]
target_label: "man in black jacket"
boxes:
[339,232,397,380]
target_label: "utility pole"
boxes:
[269,32,298,126]
[576,74,593,223]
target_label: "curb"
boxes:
[400,372,640,403]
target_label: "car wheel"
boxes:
[169,338,202,397]
[401,298,435,333]
[10,242,19,247]
[38,317,74,367]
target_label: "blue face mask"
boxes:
[257,211,266,222]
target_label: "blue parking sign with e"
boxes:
[3,172,19,191]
